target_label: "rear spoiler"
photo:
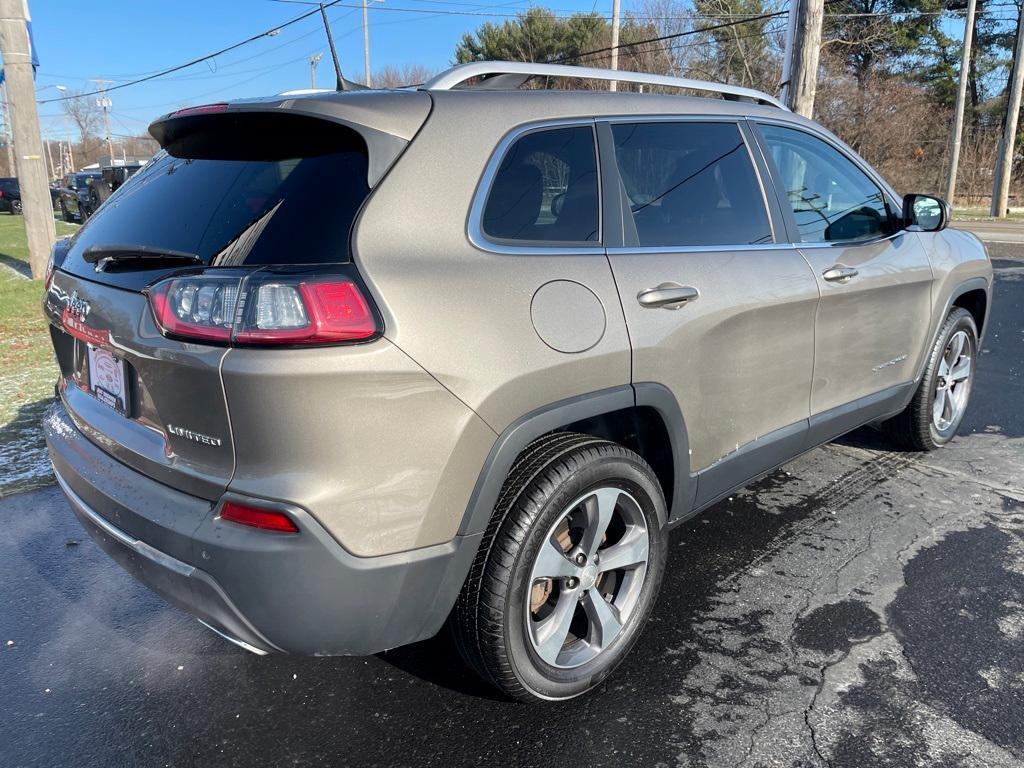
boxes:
[149,90,432,187]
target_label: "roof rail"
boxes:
[422,61,787,110]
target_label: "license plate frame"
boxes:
[86,344,129,415]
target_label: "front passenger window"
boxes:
[760,124,892,244]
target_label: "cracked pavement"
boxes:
[1,248,1022,767]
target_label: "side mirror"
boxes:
[903,193,950,232]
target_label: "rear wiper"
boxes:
[83,245,202,272]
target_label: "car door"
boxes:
[753,122,934,435]
[602,118,820,510]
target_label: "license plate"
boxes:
[86,344,129,415]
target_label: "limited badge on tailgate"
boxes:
[86,344,128,415]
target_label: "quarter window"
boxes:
[482,125,599,244]
[611,121,772,248]
[760,124,892,243]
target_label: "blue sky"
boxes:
[28,0,620,140]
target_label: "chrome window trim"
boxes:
[608,243,797,256]
[467,114,911,257]
[468,118,605,256]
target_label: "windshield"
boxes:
[59,124,370,291]
[73,174,99,187]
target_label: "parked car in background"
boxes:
[0,177,22,214]
[58,170,102,222]
[43,62,993,703]
[88,161,145,213]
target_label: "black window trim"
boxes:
[469,118,604,255]
[749,118,903,249]
[598,115,782,252]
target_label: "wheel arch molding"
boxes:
[456,383,693,539]
[914,276,991,386]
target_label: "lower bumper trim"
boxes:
[54,470,196,578]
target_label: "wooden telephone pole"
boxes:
[945,0,977,204]
[0,0,54,278]
[782,0,825,118]
[991,2,1024,218]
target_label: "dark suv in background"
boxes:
[59,170,103,222]
[0,177,22,214]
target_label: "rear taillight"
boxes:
[219,500,299,533]
[147,272,377,346]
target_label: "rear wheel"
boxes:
[452,433,667,701]
[883,307,977,450]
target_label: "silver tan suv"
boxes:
[43,62,992,702]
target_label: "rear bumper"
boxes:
[44,401,481,656]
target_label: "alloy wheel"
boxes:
[933,329,972,431]
[525,486,650,669]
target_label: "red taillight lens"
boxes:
[147,273,376,346]
[148,275,238,342]
[219,501,299,533]
[233,279,375,344]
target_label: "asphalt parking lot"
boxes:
[1,242,1022,768]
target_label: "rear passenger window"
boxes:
[611,122,772,248]
[482,126,599,244]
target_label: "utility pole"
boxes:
[946,0,976,205]
[362,0,371,87]
[991,1,1024,217]
[783,0,824,118]
[609,0,621,91]
[1,82,14,175]
[309,52,323,88]
[0,0,55,278]
[91,78,114,166]
[44,136,53,180]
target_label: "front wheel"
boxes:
[452,433,668,701]
[11,199,22,215]
[883,307,978,450]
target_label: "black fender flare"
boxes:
[457,383,694,538]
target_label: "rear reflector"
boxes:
[147,272,377,346]
[219,501,299,533]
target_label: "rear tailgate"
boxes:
[44,93,430,502]
[45,271,233,500]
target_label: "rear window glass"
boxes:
[60,116,369,290]
[482,125,599,244]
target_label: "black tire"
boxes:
[452,432,668,701]
[11,199,22,215]
[882,307,978,450]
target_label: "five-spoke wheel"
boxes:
[526,487,650,669]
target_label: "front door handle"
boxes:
[822,265,859,283]
[637,283,699,309]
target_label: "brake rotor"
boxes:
[529,520,575,613]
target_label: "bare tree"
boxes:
[62,90,101,143]
[373,64,437,89]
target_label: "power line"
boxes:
[38,0,347,104]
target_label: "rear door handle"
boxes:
[637,283,699,309]
[822,265,859,283]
